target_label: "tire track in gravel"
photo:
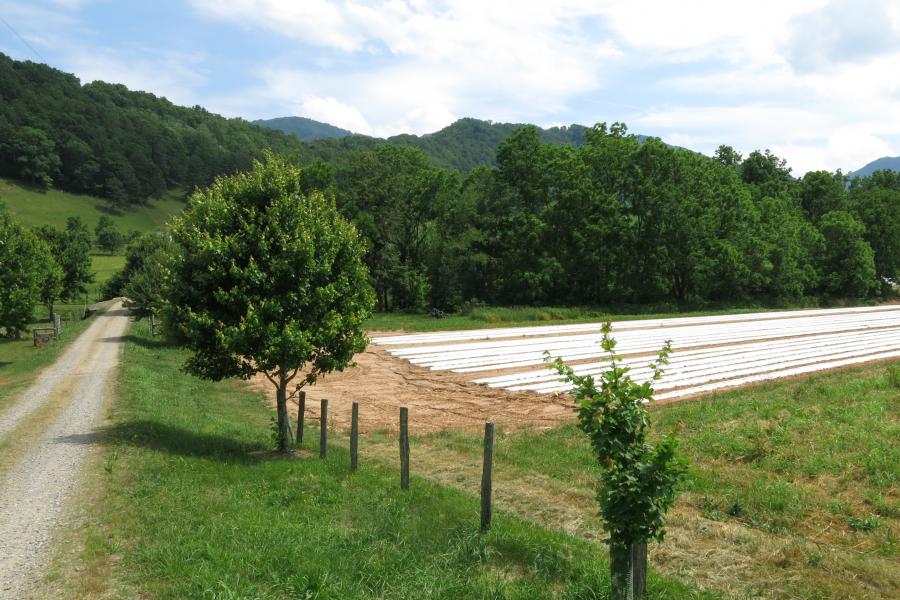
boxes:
[0,302,130,598]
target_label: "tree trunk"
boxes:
[275,376,293,452]
[609,537,634,600]
[47,302,54,323]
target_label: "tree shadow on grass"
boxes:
[56,420,262,463]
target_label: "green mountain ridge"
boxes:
[252,116,354,140]
[257,116,591,172]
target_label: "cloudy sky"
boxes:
[2,0,899,174]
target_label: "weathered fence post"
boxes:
[53,313,61,338]
[350,401,359,471]
[632,542,647,598]
[149,313,155,337]
[296,391,306,445]
[399,406,409,490]
[480,419,494,532]
[319,398,328,459]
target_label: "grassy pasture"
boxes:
[0,177,184,233]
[45,320,718,599]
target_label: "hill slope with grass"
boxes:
[0,177,183,233]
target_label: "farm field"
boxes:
[375,304,900,401]
[38,320,718,599]
[47,319,899,599]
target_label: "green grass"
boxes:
[62,320,719,599]
[0,177,182,302]
[0,177,184,233]
[0,308,97,409]
[363,365,900,598]
[87,254,126,301]
[365,303,843,332]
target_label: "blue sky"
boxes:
[2,0,899,174]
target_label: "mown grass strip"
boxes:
[359,364,900,599]
[64,320,719,599]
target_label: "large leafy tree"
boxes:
[36,218,94,301]
[849,171,900,287]
[166,155,374,451]
[0,126,61,190]
[817,210,877,298]
[339,145,453,311]
[0,205,57,337]
[94,215,123,254]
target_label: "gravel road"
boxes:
[0,302,130,598]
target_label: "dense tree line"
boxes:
[0,205,93,336]
[319,124,898,311]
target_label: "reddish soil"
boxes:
[253,342,576,435]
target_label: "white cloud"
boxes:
[191,0,624,136]
[298,96,371,134]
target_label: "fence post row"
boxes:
[296,391,306,445]
[319,398,328,459]
[480,419,494,532]
[350,401,359,471]
[399,406,409,490]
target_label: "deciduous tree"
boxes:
[166,155,374,451]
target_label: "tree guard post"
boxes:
[296,390,305,445]
[632,542,647,598]
[350,401,359,471]
[480,419,494,532]
[319,398,328,459]
[399,406,409,490]
[610,536,634,600]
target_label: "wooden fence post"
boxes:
[296,391,306,445]
[399,406,409,490]
[480,419,494,532]
[319,398,328,459]
[350,401,359,471]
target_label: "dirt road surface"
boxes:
[0,302,129,598]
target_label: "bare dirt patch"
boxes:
[253,342,575,435]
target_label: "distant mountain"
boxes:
[850,156,900,178]
[387,118,588,172]
[253,116,354,141]
[263,116,590,172]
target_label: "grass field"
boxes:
[44,320,719,599]
[364,303,855,332]
[87,254,126,301]
[360,365,900,599]
[0,177,184,233]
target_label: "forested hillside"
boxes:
[0,53,305,206]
